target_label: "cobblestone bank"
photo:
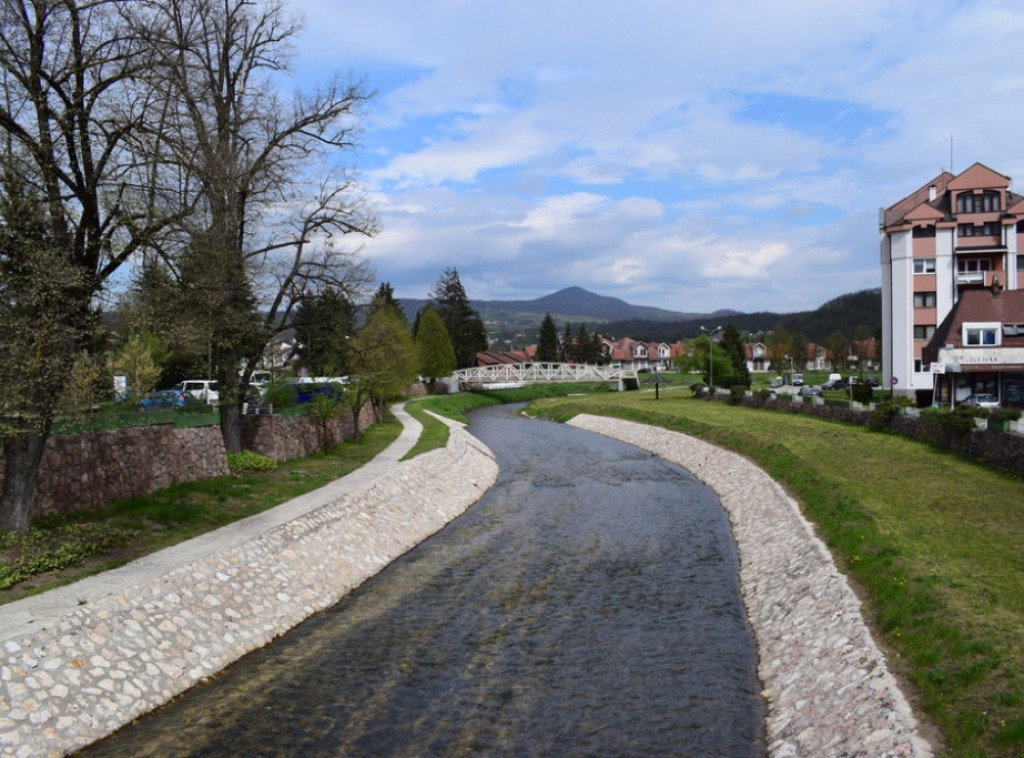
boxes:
[568,414,933,758]
[0,423,498,757]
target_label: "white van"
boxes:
[175,379,219,405]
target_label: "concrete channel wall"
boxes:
[0,420,499,757]
[568,414,933,758]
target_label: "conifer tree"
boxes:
[536,313,559,362]
[429,268,487,368]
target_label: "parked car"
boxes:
[137,388,194,411]
[799,385,822,397]
[175,379,219,405]
[866,375,880,387]
[821,376,847,391]
[792,373,804,386]
[963,393,1000,409]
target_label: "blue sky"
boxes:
[284,0,1024,314]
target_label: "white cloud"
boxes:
[286,0,1024,313]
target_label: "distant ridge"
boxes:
[399,286,722,324]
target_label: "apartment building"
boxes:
[880,162,1024,405]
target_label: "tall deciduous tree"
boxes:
[355,305,417,421]
[0,1,175,533]
[765,324,793,372]
[429,267,487,368]
[139,0,376,452]
[823,330,851,372]
[536,313,559,362]
[415,305,456,391]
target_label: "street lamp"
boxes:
[700,325,723,391]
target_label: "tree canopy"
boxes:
[429,268,487,368]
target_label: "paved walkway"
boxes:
[0,403,422,642]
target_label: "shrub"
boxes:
[851,383,874,404]
[689,382,706,398]
[227,450,278,474]
[728,385,747,405]
[990,407,1022,423]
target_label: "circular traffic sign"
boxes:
[890,376,898,385]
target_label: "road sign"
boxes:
[890,376,898,385]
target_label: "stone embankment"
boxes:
[568,414,933,758]
[0,417,498,757]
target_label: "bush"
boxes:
[990,407,1022,423]
[227,450,278,474]
[851,383,874,404]
[728,385,747,405]
[869,398,910,430]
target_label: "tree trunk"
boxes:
[0,425,49,535]
[220,400,243,453]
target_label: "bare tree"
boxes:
[0,1,177,533]
[136,0,377,452]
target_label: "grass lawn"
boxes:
[521,385,1024,758]
[0,414,403,605]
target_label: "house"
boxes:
[880,162,1024,403]
[746,342,769,372]
[923,287,1024,407]
[601,337,685,371]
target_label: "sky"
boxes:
[282,0,1024,315]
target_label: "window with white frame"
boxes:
[963,322,1000,346]
[913,258,936,274]
[957,258,992,272]
[913,291,936,308]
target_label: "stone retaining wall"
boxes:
[568,414,933,758]
[0,421,499,757]
[0,405,377,518]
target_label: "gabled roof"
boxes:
[926,288,1024,358]
[882,171,953,228]
[945,162,1010,191]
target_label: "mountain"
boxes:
[398,285,880,347]
[399,286,731,326]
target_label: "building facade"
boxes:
[880,162,1024,404]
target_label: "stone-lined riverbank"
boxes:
[0,417,498,757]
[2,410,934,756]
[568,414,933,757]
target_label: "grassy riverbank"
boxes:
[0,416,403,605]
[518,386,1024,758]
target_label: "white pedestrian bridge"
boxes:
[454,362,639,390]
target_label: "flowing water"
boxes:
[81,404,765,756]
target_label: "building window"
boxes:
[964,323,1000,346]
[1018,255,1024,272]
[957,258,992,272]
[913,291,936,308]
[913,325,936,340]
[913,359,931,373]
[958,222,1001,237]
[956,191,1001,214]
[912,225,935,238]
[913,258,936,274]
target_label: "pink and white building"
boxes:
[880,162,1024,404]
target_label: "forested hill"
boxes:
[600,289,882,343]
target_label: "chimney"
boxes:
[992,274,1003,295]
[928,185,937,201]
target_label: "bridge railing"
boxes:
[454,362,637,388]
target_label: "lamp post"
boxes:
[700,325,723,391]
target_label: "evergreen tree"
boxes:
[416,305,457,390]
[560,323,574,362]
[369,282,406,324]
[790,327,808,373]
[536,313,559,362]
[429,267,487,368]
[720,322,751,388]
[293,289,357,377]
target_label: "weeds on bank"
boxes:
[528,389,1024,758]
[0,415,402,605]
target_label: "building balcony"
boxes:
[956,271,986,286]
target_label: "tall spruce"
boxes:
[720,322,751,387]
[429,268,487,368]
[536,313,559,362]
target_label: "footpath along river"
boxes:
[80,404,766,756]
